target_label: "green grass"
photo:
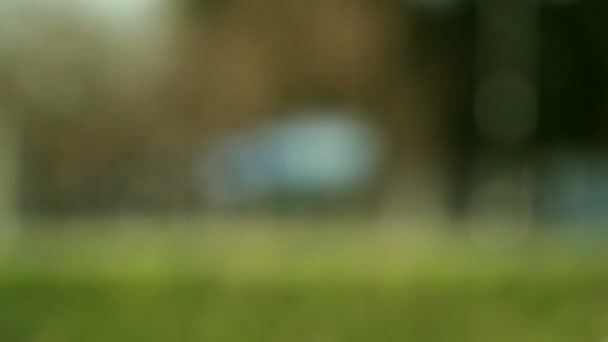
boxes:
[1,218,608,341]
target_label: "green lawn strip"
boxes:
[0,223,607,341]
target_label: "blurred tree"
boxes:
[2,2,178,215]
[0,2,24,236]
[0,112,20,239]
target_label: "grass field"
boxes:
[1,218,608,341]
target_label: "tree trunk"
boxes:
[467,0,540,224]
